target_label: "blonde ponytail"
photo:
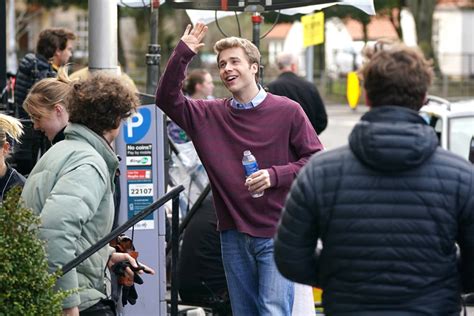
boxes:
[23,66,74,119]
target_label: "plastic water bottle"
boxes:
[242,150,264,198]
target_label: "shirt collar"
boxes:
[230,85,267,109]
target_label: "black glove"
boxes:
[111,260,144,306]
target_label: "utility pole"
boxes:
[146,2,160,94]
[7,0,16,74]
[88,0,118,74]
[251,12,264,85]
[145,2,170,200]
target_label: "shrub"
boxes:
[0,187,70,316]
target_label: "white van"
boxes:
[419,96,474,162]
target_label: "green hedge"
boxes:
[0,188,69,316]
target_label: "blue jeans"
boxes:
[220,230,294,316]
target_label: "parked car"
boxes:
[420,96,474,162]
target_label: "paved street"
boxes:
[318,104,474,315]
[318,104,368,150]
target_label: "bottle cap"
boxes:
[243,150,251,156]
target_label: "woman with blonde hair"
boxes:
[0,114,25,202]
[12,67,71,176]
[23,67,71,143]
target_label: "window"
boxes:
[448,116,474,160]
[74,13,88,59]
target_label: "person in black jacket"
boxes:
[274,42,474,315]
[266,52,327,134]
[12,28,75,176]
[0,113,25,202]
[15,28,76,118]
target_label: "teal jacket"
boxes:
[21,123,119,310]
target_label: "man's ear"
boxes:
[364,90,372,107]
[251,63,258,74]
[422,93,428,106]
[290,63,298,74]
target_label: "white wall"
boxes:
[434,8,474,76]
[325,17,358,77]
[461,10,474,76]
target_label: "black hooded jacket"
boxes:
[275,106,474,316]
[266,71,328,134]
[15,53,56,118]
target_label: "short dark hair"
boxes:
[184,69,210,95]
[66,73,139,136]
[36,28,76,59]
[360,42,434,111]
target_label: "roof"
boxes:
[344,17,399,41]
[421,96,474,117]
[437,0,474,8]
[265,23,293,40]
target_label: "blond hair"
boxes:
[0,114,23,146]
[214,37,261,81]
[23,66,73,119]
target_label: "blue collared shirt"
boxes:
[230,86,267,109]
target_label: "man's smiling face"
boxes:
[218,47,258,97]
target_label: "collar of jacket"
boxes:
[349,105,438,172]
[64,123,119,178]
[279,71,298,79]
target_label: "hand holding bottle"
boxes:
[245,169,271,197]
[242,150,271,198]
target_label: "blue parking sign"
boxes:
[123,107,152,143]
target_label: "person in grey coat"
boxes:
[21,73,154,316]
[274,42,474,315]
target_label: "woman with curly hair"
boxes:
[21,73,154,316]
[0,113,25,202]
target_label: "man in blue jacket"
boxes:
[275,42,474,315]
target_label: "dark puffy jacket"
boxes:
[11,54,55,176]
[275,106,474,316]
[15,53,56,118]
[0,166,26,202]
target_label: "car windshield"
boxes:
[448,116,474,160]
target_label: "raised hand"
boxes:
[181,22,208,53]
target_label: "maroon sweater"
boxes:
[156,41,323,237]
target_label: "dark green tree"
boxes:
[0,188,70,316]
[26,0,86,9]
[405,0,438,70]
[375,0,405,39]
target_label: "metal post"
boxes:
[171,195,180,316]
[305,46,314,83]
[0,0,6,96]
[7,0,16,74]
[251,12,264,86]
[88,0,118,74]
[146,5,160,94]
[145,4,170,195]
